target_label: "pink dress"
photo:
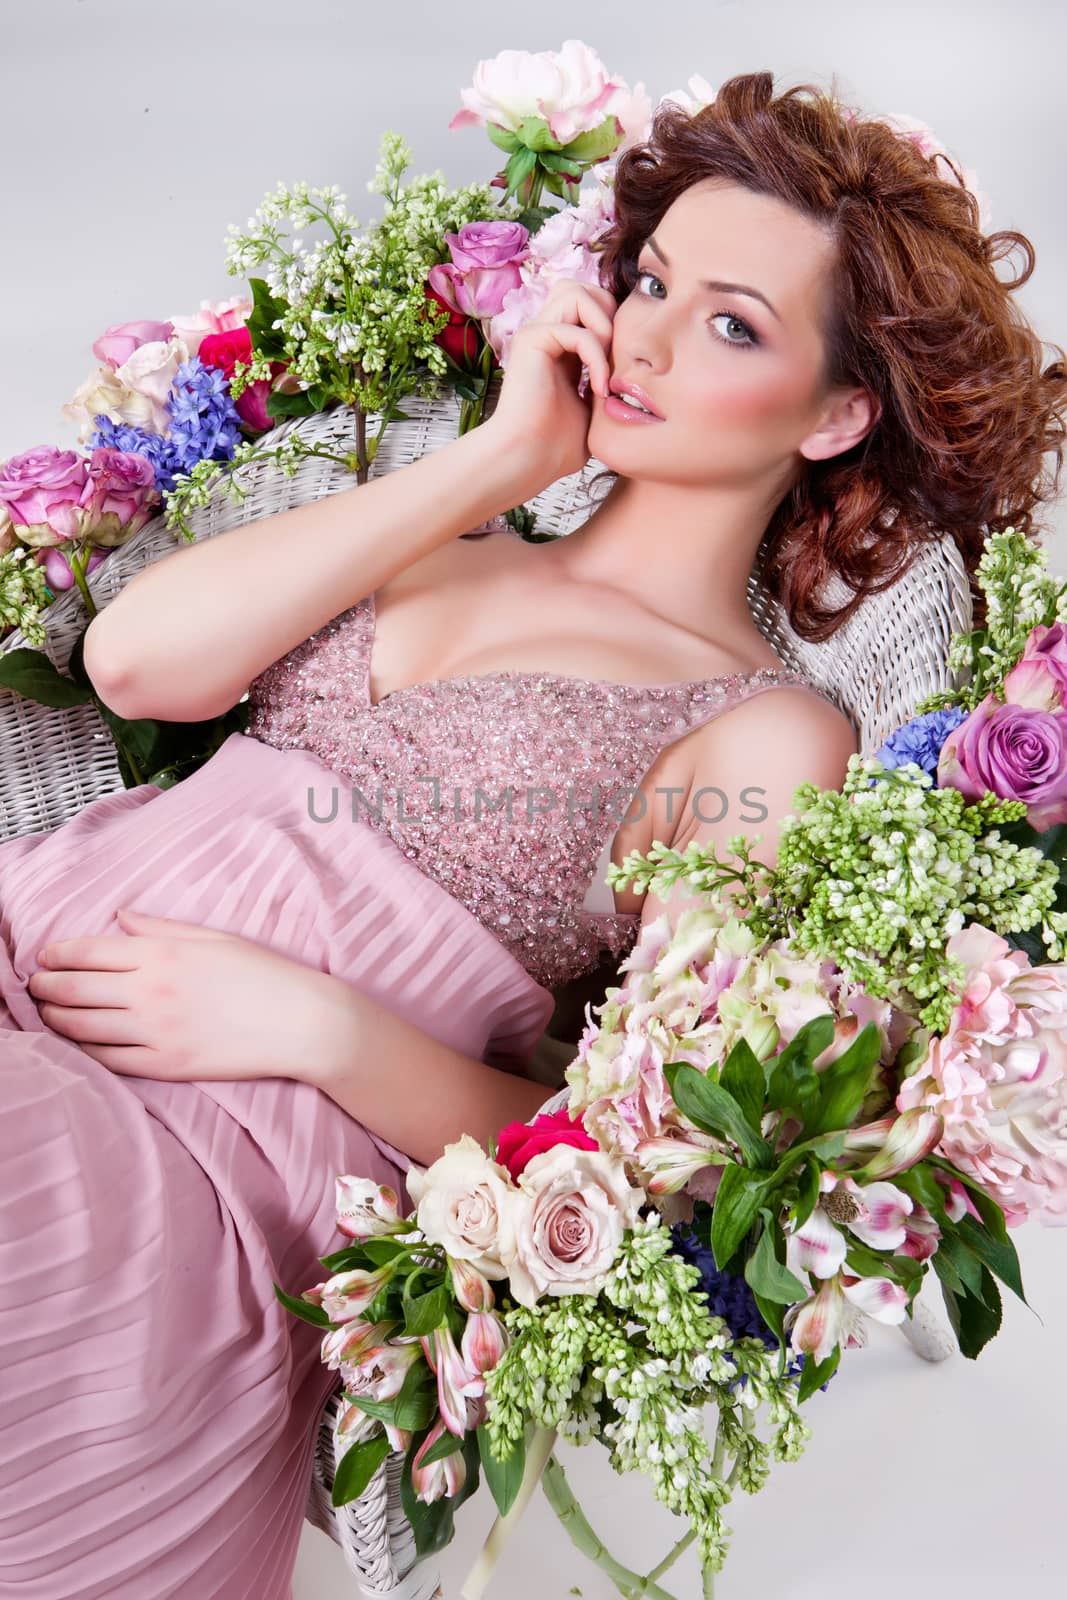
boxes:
[0,575,824,1599]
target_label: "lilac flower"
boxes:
[89,356,242,495]
[875,706,968,778]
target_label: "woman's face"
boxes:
[589,178,857,491]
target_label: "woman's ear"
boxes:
[799,385,880,462]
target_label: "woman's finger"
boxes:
[37,1003,149,1046]
[36,935,144,971]
[541,323,611,395]
[534,281,616,343]
[78,1042,170,1075]
[28,968,132,1008]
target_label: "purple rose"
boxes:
[427,220,531,322]
[444,220,530,272]
[1003,622,1067,712]
[79,447,160,547]
[92,319,176,371]
[0,446,88,545]
[937,691,1067,831]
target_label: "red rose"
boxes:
[197,326,288,432]
[494,1107,599,1182]
[422,282,481,369]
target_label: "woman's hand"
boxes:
[26,907,358,1084]
[484,280,619,502]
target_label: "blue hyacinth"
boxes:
[874,705,969,779]
[89,356,243,497]
[669,1220,832,1392]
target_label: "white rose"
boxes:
[60,366,155,444]
[501,1144,643,1308]
[115,335,192,434]
[405,1133,515,1279]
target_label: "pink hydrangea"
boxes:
[896,924,1067,1225]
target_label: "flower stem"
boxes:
[460,1426,558,1600]
[539,1452,682,1600]
[69,541,98,619]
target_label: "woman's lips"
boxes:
[601,393,665,425]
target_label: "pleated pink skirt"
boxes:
[0,732,554,1598]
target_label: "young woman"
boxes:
[1,72,1063,1599]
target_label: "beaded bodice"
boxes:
[244,588,819,992]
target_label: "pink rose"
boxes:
[937,691,1067,831]
[92,320,175,371]
[78,448,159,547]
[444,220,530,273]
[499,1144,643,1307]
[197,325,287,432]
[0,447,88,545]
[1003,622,1067,712]
[494,1107,599,1182]
[164,296,253,360]
[428,252,525,322]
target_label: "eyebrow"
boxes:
[645,235,782,324]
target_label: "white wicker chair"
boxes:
[0,392,971,1594]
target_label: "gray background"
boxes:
[4,5,1066,1596]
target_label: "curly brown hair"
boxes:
[588,70,1067,640]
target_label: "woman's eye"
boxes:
[634,270,759,350]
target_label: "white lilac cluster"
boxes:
[0,540,51,646]
[920,528,1067,714]
[221,133,518,414]
[483,1214,809,1574]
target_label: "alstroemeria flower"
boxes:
[787,1271,909,1365]
[313,1264,394,1323]
[635,1133,728,1196]
[412,1416,467,1503]
[334,1176,402,1239]
[419,1324,485,1436]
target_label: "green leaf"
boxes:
[797,1344,841,1402]
[667,1063,774,1170]
[560,118,623,163]
[806,1022,883,1136]
[751,1289,785,1342]
[928,1157,1012,1244]
[245,275,290,362]
[346,1359,435,1432]
[272,1281,332,1329]
[504,147,538,194]
[403,1285,450,1338]
[790,1156,822,1231]
[485,122,522,155]
[478,1423,528,1517]
[930,1244,966,1298]
[936,1231,990,1303]
[710,1163,777,1268]
[893,1162,950,1224]
[744,1214,808,1305]
[956,1215,1027,1305]
[766,1020,829,1119]
[939,1265,1002,1359]
[418,1427,464,1466]
[331,1431,391,1507]
[719,1037,767,1135]
[0,648,94,708]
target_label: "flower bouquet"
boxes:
[275,518,1067,1598]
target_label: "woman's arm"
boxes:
[309,984,551,1168]
[83,420,529,725]
[635,686,860,939]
